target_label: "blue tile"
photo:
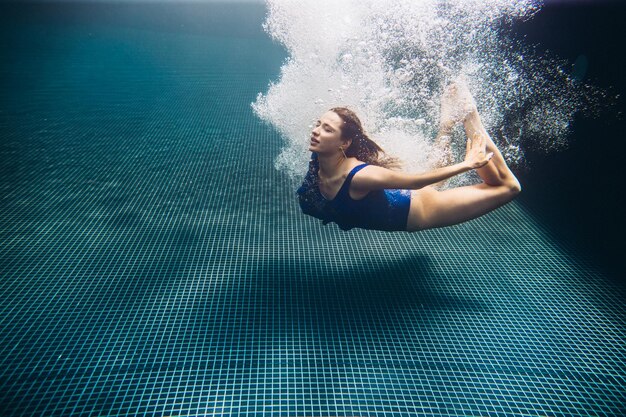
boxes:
[1,3,625,417]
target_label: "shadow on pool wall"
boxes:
[514,1,626,286]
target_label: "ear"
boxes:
[341,138,352,150]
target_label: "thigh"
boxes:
[407,183,516,231]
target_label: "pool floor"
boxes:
[1,4,625,416]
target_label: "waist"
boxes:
[332,188,411,231]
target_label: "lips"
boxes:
[310,136,320,145]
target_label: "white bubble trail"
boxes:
[253,0,598,181]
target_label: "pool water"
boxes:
[1,2,624,416]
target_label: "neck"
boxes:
[316,153,346,177]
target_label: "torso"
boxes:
[297,154,415,232]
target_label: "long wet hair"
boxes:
[330,107,401,169]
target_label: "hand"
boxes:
[464,132,494,169]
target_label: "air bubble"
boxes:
[254,0,601,180]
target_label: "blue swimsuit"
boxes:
[297,155,411,231]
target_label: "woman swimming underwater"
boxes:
[297,81,522,231]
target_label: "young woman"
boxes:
[297,82,522,232]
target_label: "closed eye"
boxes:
[316,120,334,133]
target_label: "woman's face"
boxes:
[309,111,349,154]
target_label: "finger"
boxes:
[487,152,494,160]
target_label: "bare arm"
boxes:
[352,162,471,191]
[352,136,493,192]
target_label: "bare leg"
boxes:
[407,182,520,231]
[453,80,520,189]
[429,84,460,188]
[406,140,521,231]
[432,127,454,168]
[407,79,521,231]
[464,112,519,188]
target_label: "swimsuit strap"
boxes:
[346,163,369,181]
[336,163,369,198]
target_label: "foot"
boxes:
[439,76,477,129]
[455,77,478,121]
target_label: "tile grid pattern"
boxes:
[1,13,625,417]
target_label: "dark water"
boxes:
[512,2,626,285]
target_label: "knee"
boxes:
[483,177,521,198]
[504,178,522,199]
[488,178,521,204]
[511,177,522,195]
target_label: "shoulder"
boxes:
[351,164,411,191]
[350,164,391,188]
[352,164,392,180]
